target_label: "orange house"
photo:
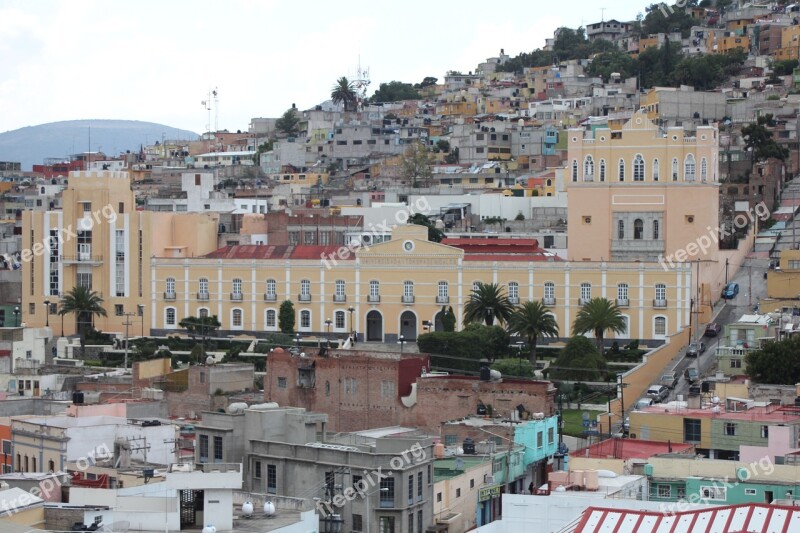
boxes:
[0,417,11,472]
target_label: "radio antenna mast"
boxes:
[213,88,219,132]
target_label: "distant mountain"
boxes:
[0,120,199,171]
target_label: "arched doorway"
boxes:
[434,310,445,332]
[400,310,417,341]
[366,310,383,342]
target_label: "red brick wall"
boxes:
[266,350,555,433]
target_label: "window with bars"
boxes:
[266,309,276,328]
[654,316,666,336]
[300,310,311,329]
[199,435,209,462]
[232,309,243,327]
[618,159,625,181]
[165,308,176,326]
[599,159,606,181]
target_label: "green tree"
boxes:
[772,59,797,77]
[573,297,626,351]
[407,213,444,243]
[331,76,358,112]
[279,300,295,334]
[441,306,456,332]
[416,76,438,88]
[58,286,107,348]
[370,81,421,102]
[491,358,534,378]
[642,2,697,38]
[254,139,274,165]
[742,114,790,172]
[444,147,460,164]
[745,335,800,385]
[178,315,221,359]
[507,300,560,368]
[464,282,513,326]
[435,140,451,153]
[400,141,434,188]
[275,107,300,137]
[550,336,608,381]
[587,50,638,82]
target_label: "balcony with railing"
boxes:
[264,293,277,302]
[653,299,667,308]
[333,294,347,302]
[298,293,311,302]
[230,292,243,302]
[616,298,629,307]
[164,291,176,301]
[543,297,556,306]
[197,292,210,301]
[402,295,415,304]
[578,297,590,306]
[508,297,520,305]
[436,295,450,304]
[367,294,381,303]
[61,254,104,265]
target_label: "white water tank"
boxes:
[227,402,249,414]
[242,501,254,517]
[264,501,276,516]
[202,526,216,533]
[248,402,279,410]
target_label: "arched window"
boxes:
[653,220,660,240]
[700,157,708,182]
[265,309,277,329]
[599,159,606,182]
[571,160,578,182]
[672,158,679,181]
[198,308,209,319]
[634,219,644,240]
[583,156,594,181]
[652,158,660,181]
[231,309,243,328]
[654,316,667,337]
[300,310,311,330]
[335,310,346,330]
[684,154,696,181]
[165,307,176,327]
[618,219,625,239]
[618,159,625,181]
[633,154,645,181]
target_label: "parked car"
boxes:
[646,385,670,403]
[722,282,739,299]
[686,342,706,357]
[684,367,699,383]
[704,323,722,337]
[660,371,679,389]
[635,397,655,410]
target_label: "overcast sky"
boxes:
[1,0,648,135]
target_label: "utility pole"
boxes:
[122,312,136,370]
[725,258,729,285]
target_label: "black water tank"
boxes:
[701,382,710,393]
[477,403,487,416]
[480,366,491,381]
[72,392,84,405]
[463,438,475,455]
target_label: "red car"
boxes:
[704,323,721,337]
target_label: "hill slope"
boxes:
[0,120,199,170]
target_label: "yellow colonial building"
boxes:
[149,225,690,342]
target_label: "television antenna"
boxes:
[352,58,371,110]
[200,87,218,133]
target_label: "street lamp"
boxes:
[422,320,432,333]
[398,334,405,354]
[325,319,332,335]
[347,306,355,336]
[138,305,145,338]
[43,300,50,328]
[13,306,20,327]
[295,333,301,352]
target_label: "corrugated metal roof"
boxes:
[571,503,800,533]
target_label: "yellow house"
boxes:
[269,172,329,186]
[774,26,800,61]
[766,249,800,298]
[706,30,750,54]
[0,487,45,528]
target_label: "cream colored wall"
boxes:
[628,407,704,447]
[0,506,45,526]
[568,456,625,475]
[12,422,65,473]
[647,456,800,483]
[135,358,172,380]
[433,463,491,533]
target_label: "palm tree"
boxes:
[331,77,358,112]
[58,286,107,346]
[464,282,513,326]
[572,297,626,352]
[507,301,559,368]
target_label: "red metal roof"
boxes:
[202,245,353,261]
[443,238,561,262]
[570,503,800,533]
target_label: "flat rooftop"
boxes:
[574,438,694,460]
[636,404,800,422]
